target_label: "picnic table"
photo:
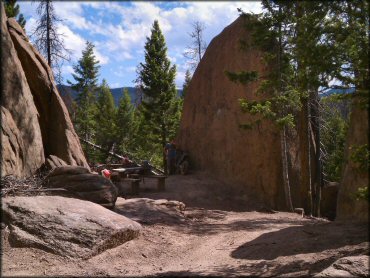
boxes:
[111,167,167,194]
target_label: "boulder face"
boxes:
[1,6,45,177]
[1,4,89,178]
[2,196,142,259]
[45,166,118,208]
[176,17,286,209]
[336,97,369,222]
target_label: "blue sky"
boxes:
[19,1,262,89]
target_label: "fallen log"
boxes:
[79,138,165,175]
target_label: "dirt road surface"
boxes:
[2,172,369,277]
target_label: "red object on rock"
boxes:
[101,169,111,179]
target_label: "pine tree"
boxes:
[115,88,138,155]
[4,0,26,29]
[95,79,117,161]
[137,20,180,171]
[68,41,100,147]
[69,41,100,104]
[182,69,192,98]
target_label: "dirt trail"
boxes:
[2,172,369,277]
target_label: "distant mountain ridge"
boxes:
[57,85,138,106]
[57,85,183,107]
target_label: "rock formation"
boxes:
[1,4,89,178]
[336,96,369,222]
[114,198,186,225]
[45,166,118,208]
[2,196,142,259]
[1,7,44,177]
[176,16,288,209]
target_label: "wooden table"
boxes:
[111,168,167,194]
[111,167,143,195]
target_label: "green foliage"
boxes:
[356,186,369,202]
[321,97,349,182]
[4,0,26,28]
[182,69,192,98]
[349,144,369,172]
[225,71,258,85]
[68,41,100,102]
[115,88,139,155]
[68,41,100,162]
[137,20,181,169]
[94,79,117,161]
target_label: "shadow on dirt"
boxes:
[172,215,311,236]
[231,222,369,260]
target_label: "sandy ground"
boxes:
[1,172,369,277]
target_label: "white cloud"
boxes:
[57,24,86,61]
[95,49,109,65]
[19,1,263,87]
[61,65,74,75]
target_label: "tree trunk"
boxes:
[310,90,322,217]
[281,127,294,211]
[299,98,313,216]
[46,0,51,67]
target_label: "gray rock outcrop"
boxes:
[2,196,142,259]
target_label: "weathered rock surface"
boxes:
[45,166,118,208]
[1,3,89,178]
[2,196,142,259]
[1,4,44,178]
[176,16,287,209]
[315,255,369,277]
[114,198,186,224]
[7,17,89,170]
[336,96,369,222]
[45,155,68,170]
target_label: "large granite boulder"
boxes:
[1,4,44,178]
[336,96,369,222]
[176,16,289,209]
[2,196,142,259]
[44,166,118,208]
[7,17,89,170]
[1,3,89,178]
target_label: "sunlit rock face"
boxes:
[1,3,89,177]
[176,16,289,210]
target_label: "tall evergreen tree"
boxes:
[137,20,180,172]
[115,88,138,155]
[69,41,100,104]
[68,41,100,145]
[95,79,117,161]
[4,0,26,29]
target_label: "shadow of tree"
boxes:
[231,222,369,260]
